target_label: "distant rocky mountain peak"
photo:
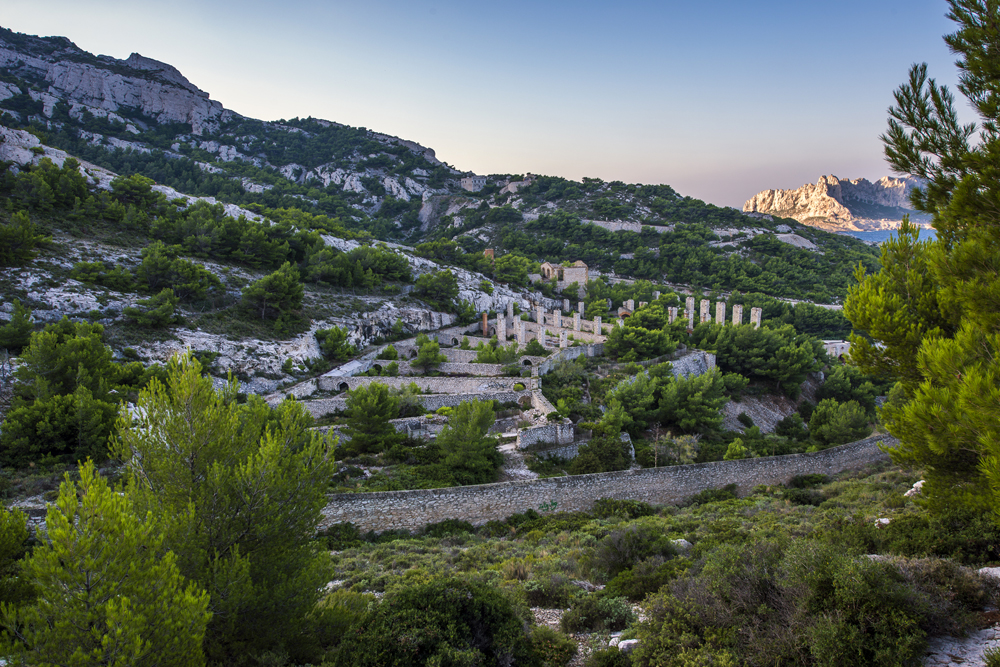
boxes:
[743,174,930,232]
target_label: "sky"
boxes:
[0,0,973,207]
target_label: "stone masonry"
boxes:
[320,435,895,532]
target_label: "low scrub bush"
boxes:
[561,594,635,633]
[531,625,577,667]
[593,525,678,579]
[684,484,738,507]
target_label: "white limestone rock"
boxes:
[744,174,930,232]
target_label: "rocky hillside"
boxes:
[0,24,881,307]
[743,175,932,232]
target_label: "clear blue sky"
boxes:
[0,0,971,207]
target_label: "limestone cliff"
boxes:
[0,29,227,134]
[743,175,931,231]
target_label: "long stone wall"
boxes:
[317,374,526,393]
[299,389,532,419]
[319,435,895,532]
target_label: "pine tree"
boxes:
[0,300,33,354]
[845,0,1000,516]
[111,354,336,661]
[341,382,403,456]
[0,461,211,666]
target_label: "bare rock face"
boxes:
[744,175,929,232]
[0,33,226,134]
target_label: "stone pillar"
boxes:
[617,318,625,328]
[594,316,602,335]
[750,307,762,329]
[685,296,695,318]
[732,304,743,326]
[563,298,571,312]
[518,320,526,345]
[653,291,661,301]
[559,331,568,348]
[700,299,710,323]
[574,312,581,331]
[497,315,507,342]
[687,306,695,330]
[668,307,677,324]
[482,311,489,338]
[638,301,648,309]
[536,305,544,325]
[554,310,562,329]
[625,299,635,312]
[716,302,726,325]
[578,301,585,315]
[506,301,514,319]
[539,326,547,347]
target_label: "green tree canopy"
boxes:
[111,354,336,662]
[241,261,305,321]
[1,461,211,666]
[845,0,1000,516]
[342,382,404,456]
[438,399,502,485]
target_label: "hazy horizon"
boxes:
[0,0,973,208]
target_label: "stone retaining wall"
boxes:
[317,374,526,394]
[299,390,533,419]
[319,435,895,532]
[516,422,575,448]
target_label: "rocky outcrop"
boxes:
[744,175,930,231]
[0,31,227,134]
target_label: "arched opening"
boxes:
[489,327,496,336]
[522,358,533,366]
[338,382,349,392]
[451,337,459,346]
[372,364,383,373]
[409,349,418,359]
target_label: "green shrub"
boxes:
[530,625,577,667]
[591,498,656,520]
[319,523,363,550]
[523,573,576,607]
[784,488,825,506]
[561,594,635,633]
[685,484,738,507]
[585,647,632,667]
[593,525,678,579]
[603,557,688,602]
[334,578,536,667]
[421,518,475,539]
[737,412,754,428]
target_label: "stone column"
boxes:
[685,296,695,319]
[668,307,677,324]
[559,331,568,348]
[716,301,726,325]
[700,299,710,323]
[506,301,514,319]
[536,305,544,325]
[594,316,602,335]
[497,315,506,342]
[653,291,661,301]
[578,301,585,315]
[617,318,625,328]
[539,326,547,347]
[732,304,743,326]
[518,320,526,345]
[563,298,571,312]
[482,312,489,337]
[625,299,635,312]
[750,307,762,329]
[554,310,562,329]
[574,312,581,331]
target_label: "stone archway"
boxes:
[338,382,349,392]
[522,358,533,366]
